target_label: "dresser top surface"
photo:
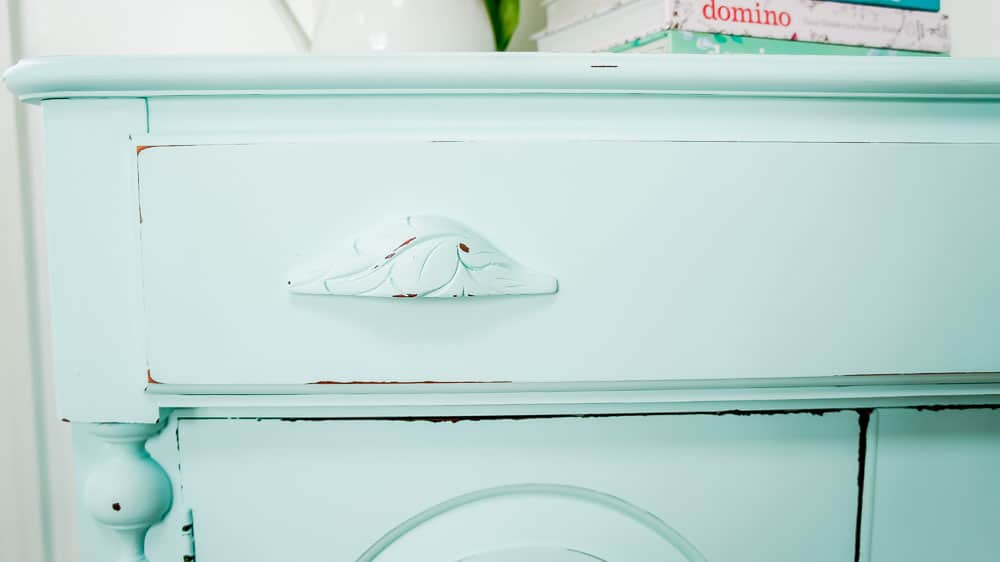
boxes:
[5,53,1000,103]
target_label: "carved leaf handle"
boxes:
[287,215,558,298]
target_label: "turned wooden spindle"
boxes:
[84,422,172,562]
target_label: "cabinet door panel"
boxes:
[177,412,859,561]
[867,408,1000,561]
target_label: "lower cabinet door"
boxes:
[865,408,1000,562]
[178,412,860,562]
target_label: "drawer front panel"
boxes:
[138,141,1000,385]
[178,411,859,561]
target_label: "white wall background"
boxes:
[0,1,997,561]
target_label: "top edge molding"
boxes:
[5,53,1000,103]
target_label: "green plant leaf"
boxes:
[484,0,520,51]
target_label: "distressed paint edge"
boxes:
[308,380,512,385]
[141,383,1000,419]
[136,144,196,155]
[144,372,1000,395]
[857,409,880,562]
[159,397,1000,420]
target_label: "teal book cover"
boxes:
[825,0,940,11]
[611,30,942,56]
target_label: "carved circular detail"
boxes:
[358,483,706,562]
[458,546,607,561]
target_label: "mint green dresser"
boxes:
[5,55,1000,562]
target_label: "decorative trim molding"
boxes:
[288,215,558,298]
[7,55,1000,104]
[143,374,1000,418]
[358,483,707,562]
[83,423,172,562]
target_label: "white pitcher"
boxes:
[271,0,496,53]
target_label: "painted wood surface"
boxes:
[864,408,1000,561]
[71,419,190,562]
[138,140,1000,385]
[177,412,859,561]
[8,56,999,420]
[144,94,1000,144]
[6,55,1000,103]
[144,381,1000,422]
[40,99,156,423]
[82,423,171,562]
[7,55,1000,562]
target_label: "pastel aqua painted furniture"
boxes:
[5,54,1000,562]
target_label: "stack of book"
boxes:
[534,0,949,56]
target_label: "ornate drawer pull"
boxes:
[287,215,558,298]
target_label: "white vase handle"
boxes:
[270,0,312,52]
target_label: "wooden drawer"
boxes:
[138,140,1000,386]
[177,411,860,561]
